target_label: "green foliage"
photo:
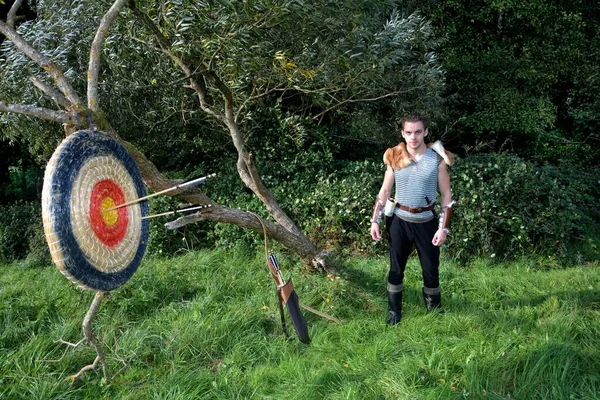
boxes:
[422,0,600,168]
[203,140,385,255]
[0,138,44,203]
[0,161,42,201]
[448,153,599,263]
[1,0,446,162]
[204,143,599,263]
[0,150,596,266]
[0,201,49,266]
[279,158,384,256]
[146,194,214,257]
[1,250,600,398]
[190,143,600,263]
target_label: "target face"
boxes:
[42,130,149,291]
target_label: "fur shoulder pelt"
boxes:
[383,141,455,170]
[428,141,455,167]
[383,142,411,170]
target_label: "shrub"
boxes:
[204,147,386,256]
[447,153,599,263]
[3,151,594,266]
[21,217,51,268]
[145,194,213,257]
[278,158,385,256]
[207,150,598,263]
[0,201,49,265]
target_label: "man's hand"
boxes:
[370,222,382,241]
[432,229,447,247]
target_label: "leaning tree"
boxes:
[0,0,445,271]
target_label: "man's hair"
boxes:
[401,114,429,130]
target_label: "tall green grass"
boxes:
[1,249,599,399]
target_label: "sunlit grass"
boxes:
[1,249,599,399]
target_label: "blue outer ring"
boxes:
[48,130,149,291]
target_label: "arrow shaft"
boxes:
[106,173,215,211]
[141,204,210,220]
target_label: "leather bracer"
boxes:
[371,198,384,224]
[438,200,456,232]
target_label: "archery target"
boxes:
[42,130,149,291]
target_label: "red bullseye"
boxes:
[89,179,129,246]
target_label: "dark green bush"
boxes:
[447,153,599,262]
[205,147,386,256]
[280,158,384,256]
[0,201,49,266]
[146,194,213,257]
[206,150,598,263]
[2,151,595,266]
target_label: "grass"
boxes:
[1,248,599,399]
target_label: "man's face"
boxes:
[402,121,428,150]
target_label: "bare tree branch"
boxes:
[312,88,420,121]
[0,100,76,123]
[0,21,82,107]
[88,0,129,112]
[127,1,226,124]
[30,76,71,109]
[7,0,24,27]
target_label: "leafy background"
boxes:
[0,0,598,266]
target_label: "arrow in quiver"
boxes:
[267,252,310,344]
[41,130,149,291]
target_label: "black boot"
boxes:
[386,284,403,325]
[423,287,442,312]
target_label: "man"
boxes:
[370,114,455,325]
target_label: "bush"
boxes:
[145,195,213,257]
[203,146,386,256]
[6,150,593,266]
[447,153,599,263]
[279,158,385,256]
[206,150,599,263]
[0,201,49,266]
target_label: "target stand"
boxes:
[42,130,149,381]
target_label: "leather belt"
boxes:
[395,203,435,214]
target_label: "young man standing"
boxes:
[370,115,455,325]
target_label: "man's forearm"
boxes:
[371,198,384,224]
[438,196,456,232]
[440,191,452,208]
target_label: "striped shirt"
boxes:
[393,147,441,223]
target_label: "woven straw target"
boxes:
[42,130,149,291]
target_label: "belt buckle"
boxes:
[417,207,422,213]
